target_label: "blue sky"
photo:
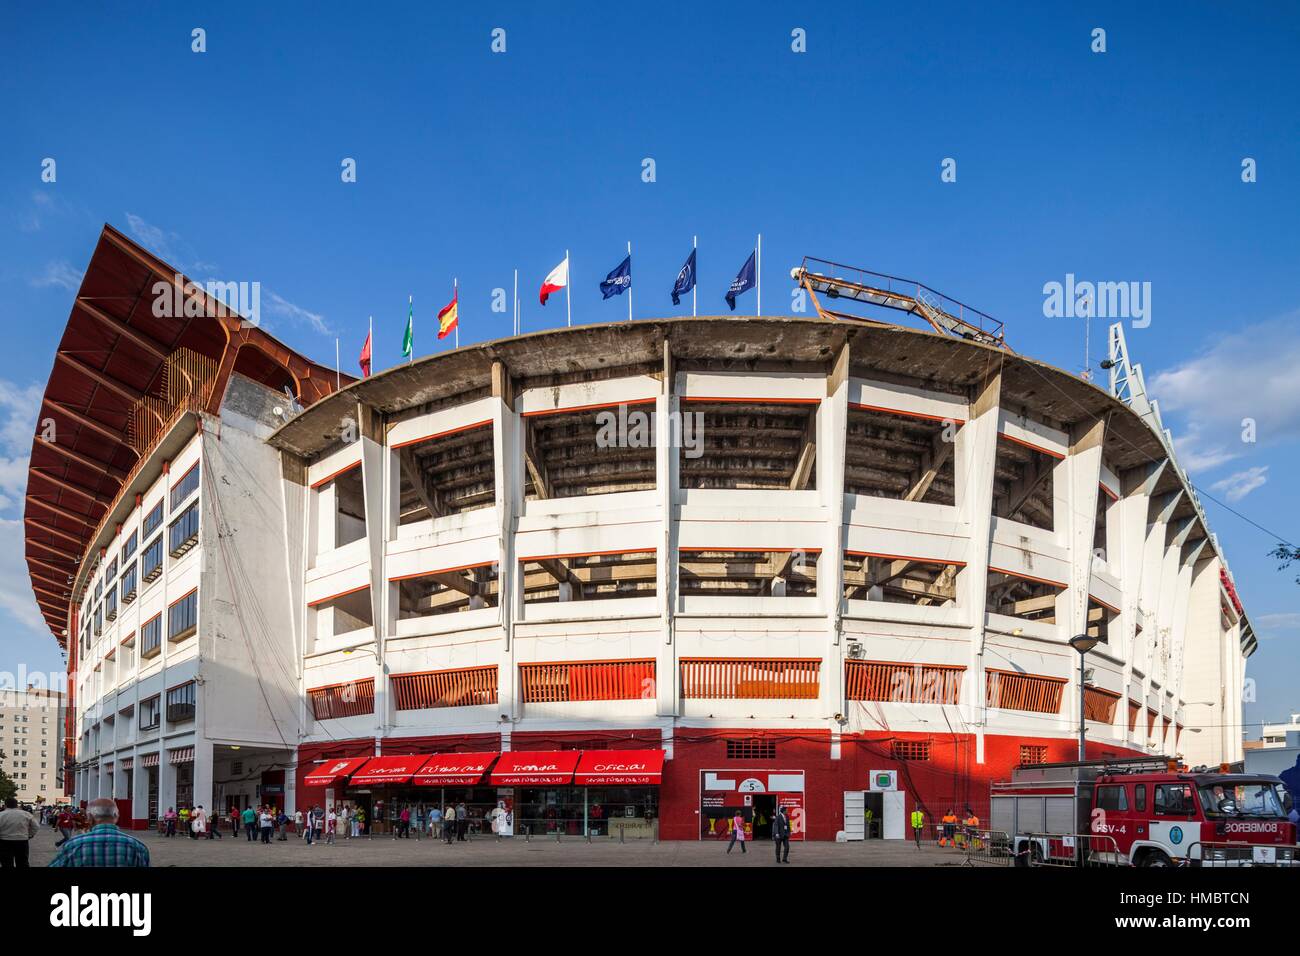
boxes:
[1,2,1296,733]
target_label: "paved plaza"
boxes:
[27,824,973,868]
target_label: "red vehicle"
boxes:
[991,757,1296,867]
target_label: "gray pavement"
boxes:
[26,824,978,867]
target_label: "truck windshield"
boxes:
[1197,780,1287,819]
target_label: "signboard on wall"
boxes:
[869,770,897,792]
[699,769,806,841]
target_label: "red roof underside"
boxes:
[24,224,345,645]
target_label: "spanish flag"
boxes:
[437,286,459,340]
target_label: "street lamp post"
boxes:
[1069,634,1100,761]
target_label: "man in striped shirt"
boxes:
[49,799,150,868]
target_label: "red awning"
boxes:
[573,749,665,786]
[303,756,369,788]
[349,754,432,787]
[412,752,500,787]
[489,750,581,786]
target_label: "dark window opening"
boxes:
[396,563,499,618]
[679,549,817,598]
[396,422,496,523]
[521,550,657,604]
[524,404,656,501]
[679,400,818,491]
[992,435,1057,531]
[845,406,956,504]
[843,551,960,606]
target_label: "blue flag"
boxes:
[725,251,756,311]
[671,249,696,306]
[599,254,632,299]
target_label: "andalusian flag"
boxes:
[402,295,413,360]
[437,285,459,340]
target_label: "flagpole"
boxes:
[627,240,633,322]
[693,235,697,317]
[513,268,519,336]
[369,315,373,368]
[408,294,413,364]
[565,249,572,328]
[335,338,340,389]
[454,276,459,349]
[756,233,762,317]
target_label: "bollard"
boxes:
[525,826,531,843]
[555,828,561,843]
[586,830,592,844]
[620,826,625,844]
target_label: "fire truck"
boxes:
[991,757,1296,867]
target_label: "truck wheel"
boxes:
[1140,850,1172,868]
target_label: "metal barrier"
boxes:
[915,823,1013,864]
[1183,841,1299,868]
[1021,833,1129,867]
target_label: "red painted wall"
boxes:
[293,737,373,811]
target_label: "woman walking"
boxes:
[726,810,747,854]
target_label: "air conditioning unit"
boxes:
[846,641,865,659]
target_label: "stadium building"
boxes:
[29,228,1256,840]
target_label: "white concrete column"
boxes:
[821,342,851,737]
[493,360,519,722]
[655,340,678,718]
[357,402,388,736]
[955,369,1002,761]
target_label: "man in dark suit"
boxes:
[772,805,791,863]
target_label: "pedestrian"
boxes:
[314,805,325,844]
[277,808,290,841]
[726,810,747,854]
[229,807,240,839]
[180,806,192,838]
[443,805,455,844]
[55,807,75,846]
[429,805,442,842]
[294,808,304,837]
[356,805,366,837]
[303,806,315,845]
[0,796,39,868]
[910,806,925,849]
[772,804,791,863]
[242,805,257,841]
[326,806,337,845]
[192,806,207,840]
[399,805,411,839]
[208,807,222,839]
[164,806,177,837]
[48,798,150,868]
[456,802,468,841]
[259,807,274,844]
[940,808,957,847]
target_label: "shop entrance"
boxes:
[864,791,883,839]
[751,794,776,839]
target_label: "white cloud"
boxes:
[0,380,41,511]
[30,259,82,292]
[0,517,52,635]
[265,290,335,337]
[1208,465,1268,503]
[1149,316,1300,475]
[1255,613,1300,641]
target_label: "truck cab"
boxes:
[992,757,1297,867]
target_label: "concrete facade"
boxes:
[65,317,1257,838]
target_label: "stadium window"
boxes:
[313,462,366,550]
[890,740,931,762]
[139,695,160,731]
[394,562,498,619]
[679,549,817,598]
[843,551,961,607]
[522,403,656,501]
[170,463,200,511]
[168,590,197,643]
[141,535,164,583]
[1019,744,1048,765]
[986,568,1066,625]
[142,500,164,538]
[991,433,1059,531]
[309,586,372,639]
[845,660,964,705]
[139,615,162,660]
[845,404,959,504]
[390,666,499,710]
[394,421,496,522]
[680,658,820,700]
[520,550,656,604]
[678,398,818,491]
[518,660,654,704]
[726,738,776,761]
[168,502,199,557]
[120,529,138,564]
[307,679,375,720]
[165,681,196,722]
